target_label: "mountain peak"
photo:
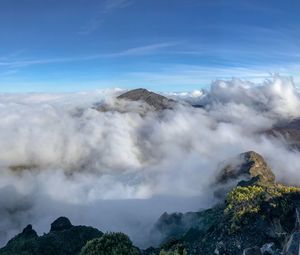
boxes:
[117,88,175,111]
[217,151,275,187]
[50,217,73,232]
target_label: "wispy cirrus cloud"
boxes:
[80,0,134,35]
[0,42,177,69]
[104,42,179,57]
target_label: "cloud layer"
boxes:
[1,76,300,248]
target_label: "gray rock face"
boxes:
[283,208,300,255]
[283,231,300,255]
[266,118,300,150]
[117,88,175,111]
[217,151,275,186]
[261,243,276,255]
[243,247,262,255]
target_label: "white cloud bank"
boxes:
[0,75,300,248]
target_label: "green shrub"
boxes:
[224,184,300,231]
[80,232,139,255]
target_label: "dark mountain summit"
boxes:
[117,88,176,111]
[0,217,103,255]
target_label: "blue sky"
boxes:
[1,0,300,92]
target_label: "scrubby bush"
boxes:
[224,184,300,232]
[80,232,139,255]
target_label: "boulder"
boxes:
[243,246,262,255]
[260,243,276,255]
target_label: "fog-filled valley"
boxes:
[1,76,300,252]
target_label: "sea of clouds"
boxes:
[0,75,300,248]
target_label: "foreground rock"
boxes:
[0,217,103,255]
[243,246,262,255]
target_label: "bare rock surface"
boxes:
[117,88,176,111]
[217,151,275,186]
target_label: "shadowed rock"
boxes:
[0,216,103,255]
[50,216,73,232]
[283,231,300,255]
[266,118,300,150]
[117,88,175,111]
[243,246,262,255]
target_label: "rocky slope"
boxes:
[154,151,300,255]
[266,118,300,150]
[2,152,300,255]
[117,88,176,111]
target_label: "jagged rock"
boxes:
[283,231,300,255]
[243,247,262,255]
[153,210,211,244]
[266,118,300,150]
[214,241,226,254]
[21,224,38,238]
[0,216,103,255]
[261,243,276,255]
[5,224,38,248]
[283,208,300,255]
[117,88,175,111]
[50,216,73,232]
[217,151,275,186]
[295,208,300,229]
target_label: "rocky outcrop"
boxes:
[283,208,300,255]
[243,246,262,255]
[117,88,175,111]
[2,151,300,255]
[152,151,300,255]
[266,118,300,150]
[283,232,300,255]
[50,216,73,232]
[0,217,103,255]
[217,151,275,186]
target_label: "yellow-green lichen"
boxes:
[224,184,300,231]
